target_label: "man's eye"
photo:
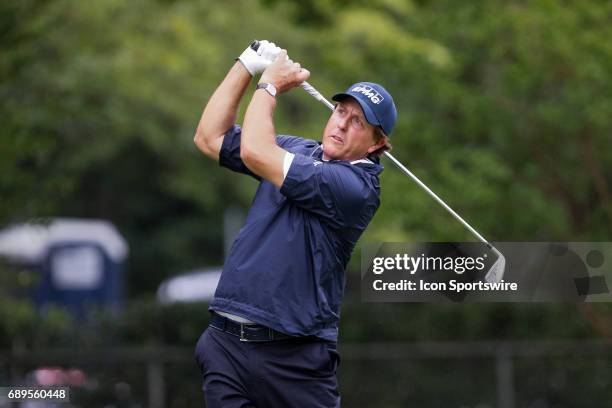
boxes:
[352,117,363,128]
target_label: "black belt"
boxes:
[210,312,296,342]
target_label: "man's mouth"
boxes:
[330,134,344,144]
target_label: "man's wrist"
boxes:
[235,60,254,78]
[256,82,277,98]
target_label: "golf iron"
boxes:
[250,40,506,283]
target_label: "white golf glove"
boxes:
[237,40,283,76]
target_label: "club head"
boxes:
[450,242,506,284]
[485,251,506,283]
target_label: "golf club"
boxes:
[250,40,505,283]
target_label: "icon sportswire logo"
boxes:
[351,85,384,104]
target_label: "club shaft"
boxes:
[381,151,490,245]
[248,40,503,268]
[249,40,495,248]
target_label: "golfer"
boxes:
[193,40,397,407]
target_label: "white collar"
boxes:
[350,158,375,165]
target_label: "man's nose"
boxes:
[337,116,349,130]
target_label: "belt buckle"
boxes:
[239,323,248,342]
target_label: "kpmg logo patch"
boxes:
[351,85,385,104]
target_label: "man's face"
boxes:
[321,98,383,161]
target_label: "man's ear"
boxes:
[367,136,386,154]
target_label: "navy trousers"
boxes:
[195,326,341,408]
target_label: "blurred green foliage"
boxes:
[2,0,612,355]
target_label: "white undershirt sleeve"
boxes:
[283,152,295,179]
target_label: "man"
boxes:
[193,40,397,408]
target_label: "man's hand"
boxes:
[238,40,282,76]
[259,50,310,94]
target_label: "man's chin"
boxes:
[322,146,340,161]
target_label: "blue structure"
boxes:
[0,218,128,318]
